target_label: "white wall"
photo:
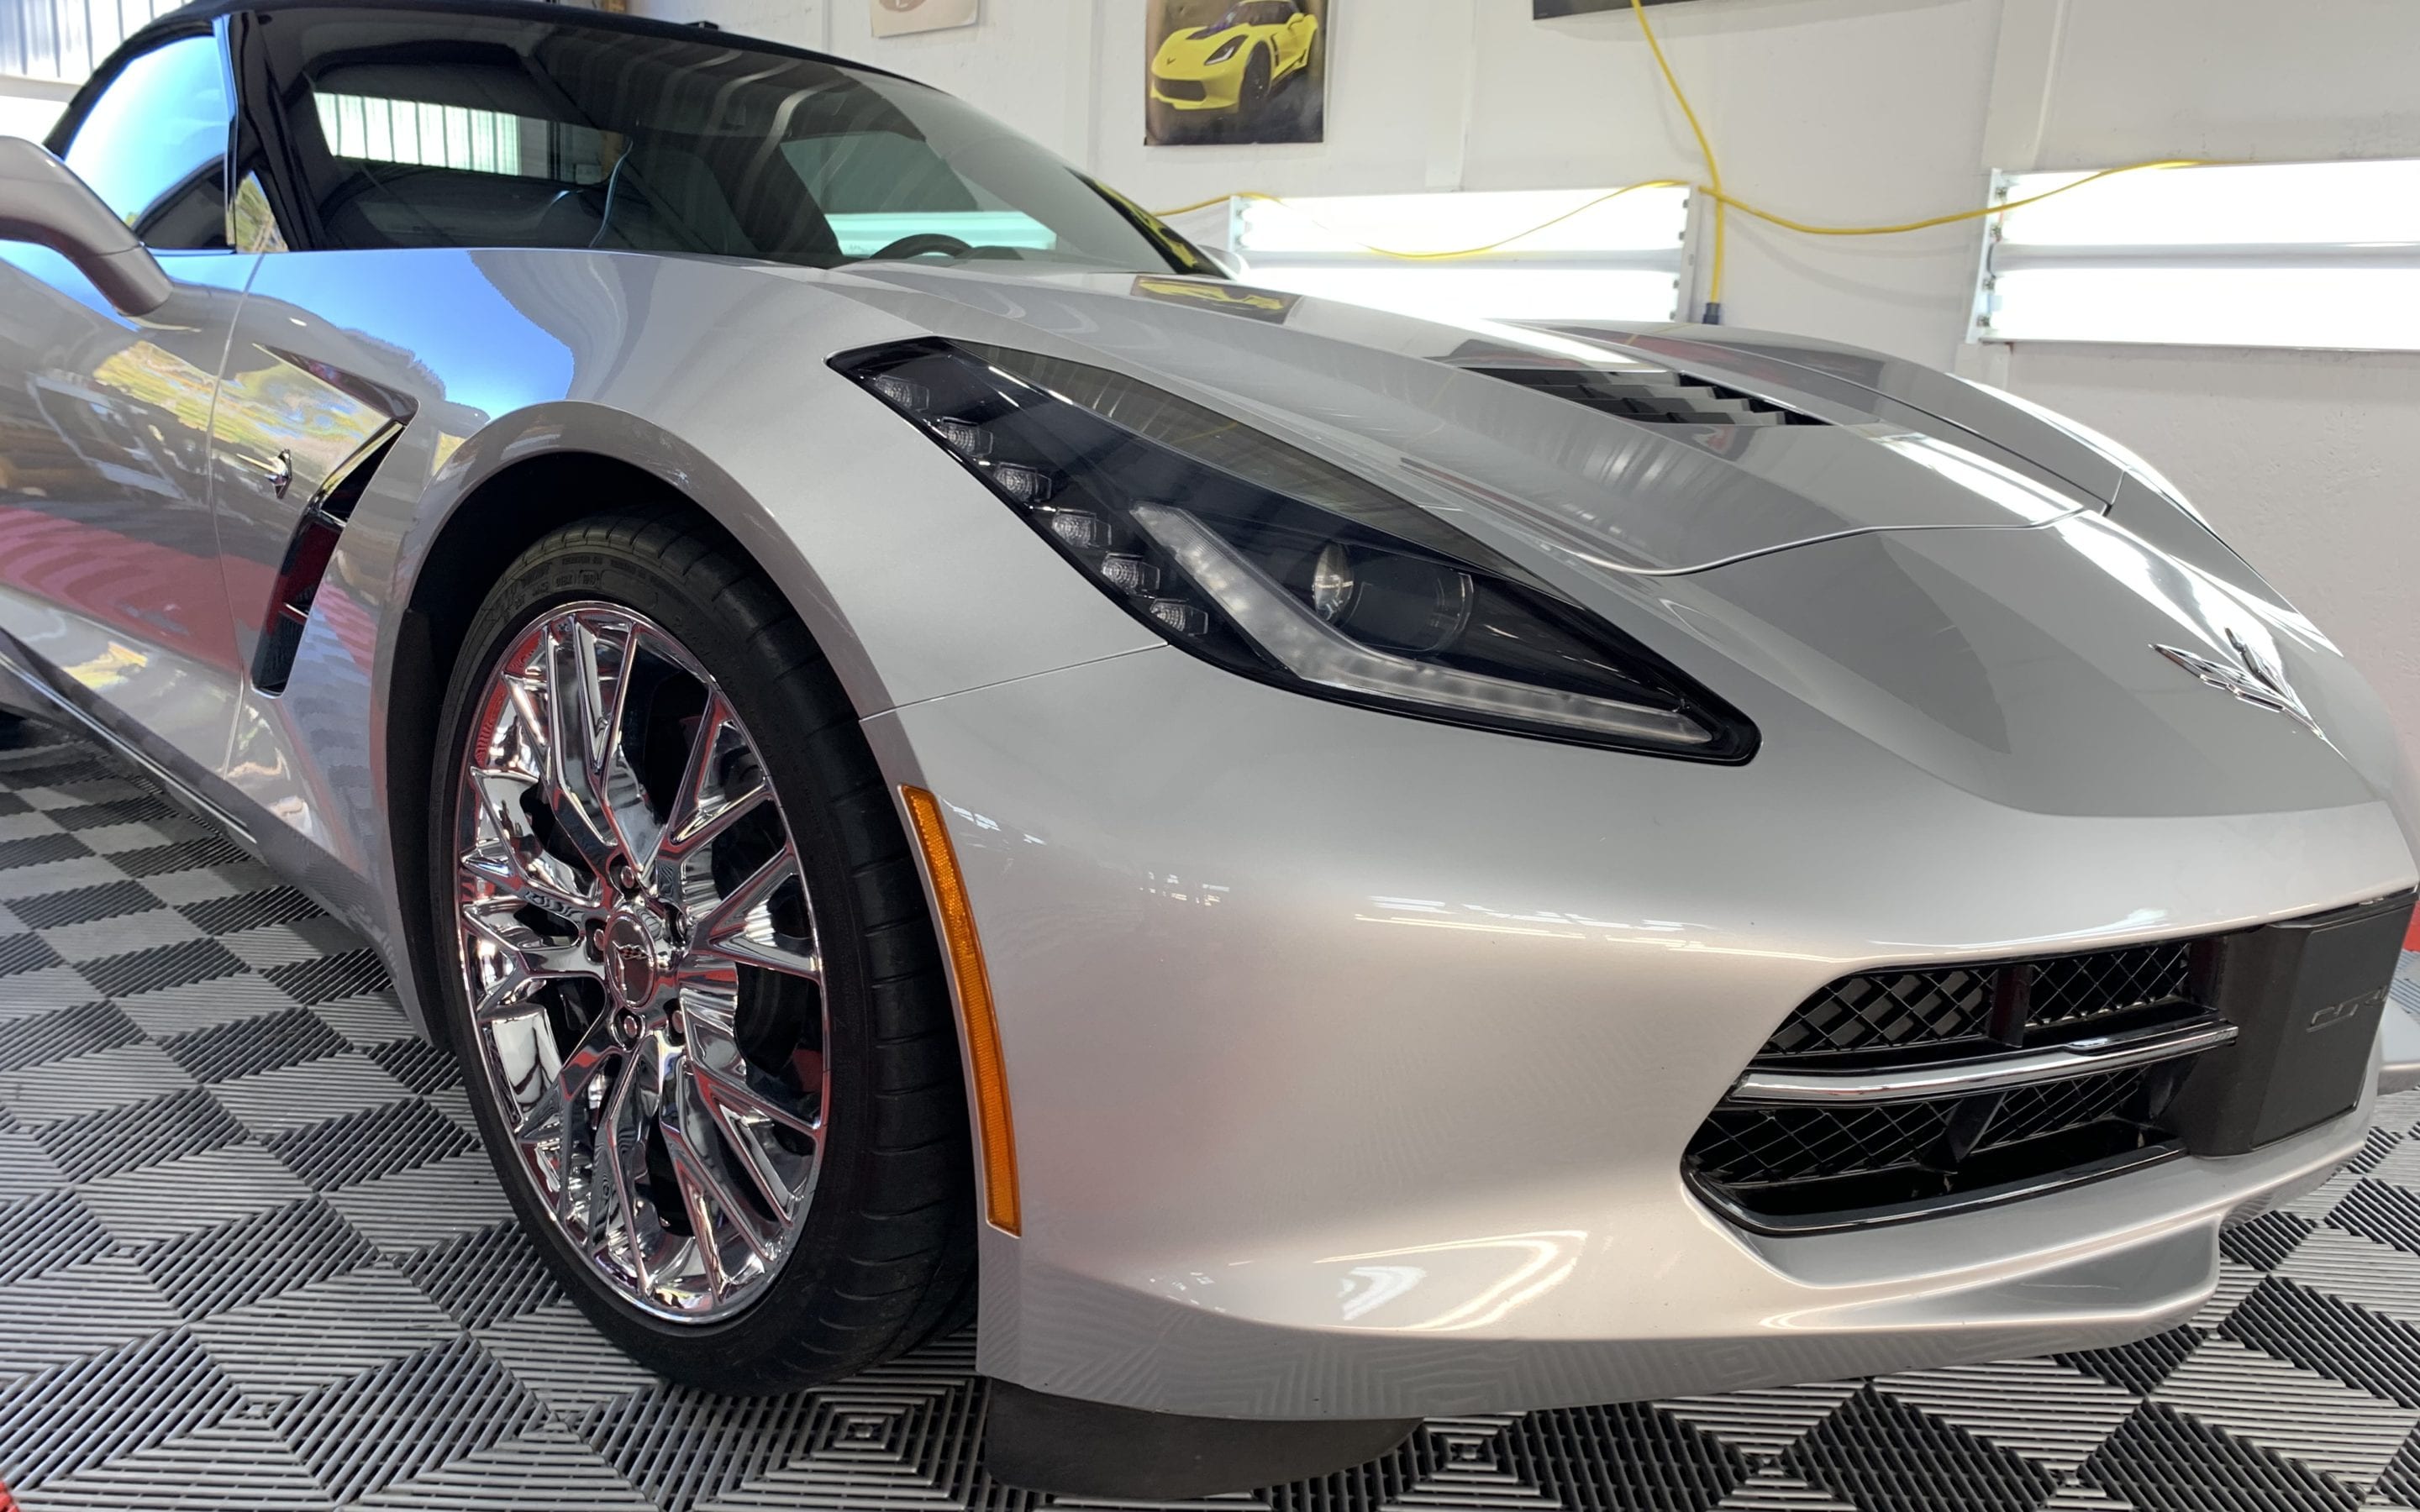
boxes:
[1975,0,2420,767]
[0,75,72,141]
[639,0,2420,761]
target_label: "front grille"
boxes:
[1761,965,1994,1060]
[1760,940,2202,1068]
[1470,365,1824,427]
[2028,942,2192,1028]
[1690,936,2222,1231]
[1688,1063,2189,1222]
[1155,77,1207,100]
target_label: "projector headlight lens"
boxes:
[832,339,1755,759]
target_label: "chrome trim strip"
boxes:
[1728,1016,2238,1105]
[0,643,257,847]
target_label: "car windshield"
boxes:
[1207,3,1292,28]
[266,12,1206,274]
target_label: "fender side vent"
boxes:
[252,424,405,696]
[1470,364,1824,427]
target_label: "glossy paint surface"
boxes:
[0,224,2412,1420]
[0,245,256,775]
[868,639,2400,1415]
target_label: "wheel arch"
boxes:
[380,405,883,1044]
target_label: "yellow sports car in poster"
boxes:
[1150,0,1320,115]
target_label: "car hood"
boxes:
[1156,26,1249,64]
[823,267,2107,576]
[812,265,2410,830]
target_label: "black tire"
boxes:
[0,709,36,749]
[1240,47,1273,113]
[427,505,975,1392]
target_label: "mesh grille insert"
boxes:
[2028,943,2193,1028]
[1693,932,2226,1230]
[1688,1064,2187,1223]
[1760,939,2209,1068]
[1762,968,1994,1059]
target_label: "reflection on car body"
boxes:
[0,0,2412,1499]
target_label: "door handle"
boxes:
[242,449,293,498]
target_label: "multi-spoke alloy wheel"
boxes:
[454,601,829,1320]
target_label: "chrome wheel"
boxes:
[452,601,828,1321]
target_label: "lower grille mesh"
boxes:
[1690,1100,1957,1187]
[1692,935,2225,1229]
[1689,1065,2187,1222]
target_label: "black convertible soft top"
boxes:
[54,0,909,159]
[115,0,901,81]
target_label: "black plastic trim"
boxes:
[2174,889,2416,1155]
[251,422,406,695]
[983,1380,1418,1499]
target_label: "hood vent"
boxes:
[1469,365,1824,428]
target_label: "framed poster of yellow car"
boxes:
[872,0,977,37]
[1146,0,1328,146]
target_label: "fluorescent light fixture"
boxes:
[1228,186,1690,324]
[1980,160,2420,350]
[1238,186,1689,256]
[1235,266,1684,325]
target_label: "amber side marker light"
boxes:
[901,785,1021,1235]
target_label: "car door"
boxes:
[0,26,257,777]
[1282,5,1315,72]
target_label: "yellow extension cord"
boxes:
[1628,0,1728,316]
[1151,0,2217,316]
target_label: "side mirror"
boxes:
[0,136,172,317]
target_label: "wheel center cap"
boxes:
[603,911,663,1005]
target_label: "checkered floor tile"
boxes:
[2,719,2419,1512]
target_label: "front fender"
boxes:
[218,248,1152,1035]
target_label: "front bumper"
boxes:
[1150,69,1244,110]
[864,644,2413,1420]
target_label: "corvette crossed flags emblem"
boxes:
[2156,629,2322,737]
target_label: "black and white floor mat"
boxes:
[3,722,2419,1512]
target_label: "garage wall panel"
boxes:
[0,0,185,81]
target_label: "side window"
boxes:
[61,35,232,250]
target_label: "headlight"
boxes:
[1204,34,1245,64]
[834,339,1755,761]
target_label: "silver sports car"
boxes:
[2,0,2415,1495]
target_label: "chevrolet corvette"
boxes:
[0,0,2414,1495]
[1150,0,1319,115]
